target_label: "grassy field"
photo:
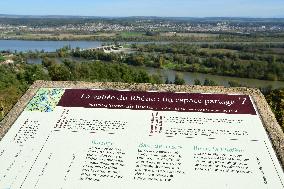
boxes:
[160,32,219,38]
[119,32,145,37]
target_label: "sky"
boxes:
[0,0,284,18]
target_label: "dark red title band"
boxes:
[57,89,257,115]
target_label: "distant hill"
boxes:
[0,14,283,21]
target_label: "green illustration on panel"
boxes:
[25,88,65,112]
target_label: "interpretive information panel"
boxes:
[0,88,284,189]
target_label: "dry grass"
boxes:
[161,32,219,37]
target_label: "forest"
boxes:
[72,43,284,81]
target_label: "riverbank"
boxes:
[145,67,284,89]
[25,56,284,89]
[2,39,284,52]
[1,52,284,135]
[2,39,284,89]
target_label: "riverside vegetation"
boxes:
[1,42,284,131]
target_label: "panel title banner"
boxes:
[58,89,256,115]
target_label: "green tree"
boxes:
[158,56,165,68]
[194,79,201,85]
[23,65,50,84]
[228,81,243,87]
[48,64,71,81]
[203,78,218,86]
[266,89,284,131]
[165,77,171,84]
[151,74,163,84]
[0,55,6,62]
[174,73,185,85]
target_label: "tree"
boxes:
[0,55,5,62]
[203,78,218,86]
[174,73,185,85]
[159,56,165,68]
[266,89,284,131]
[165,77,170,84]
[194,79,201,85]
[228,81,243,87]
[0,86,22,121]
[48,64,71,81]
[151,74,163,84]
[56,46,70,57]
[24,65,50,84]
[42,57,56,68]
[145,31,159,36]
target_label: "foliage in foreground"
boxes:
[0,60,162,120]
[0,60,283,133]
[266,89,284,131]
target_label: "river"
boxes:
[0,40,106,52]
[145,67,284,89]
[2,39,284,89]
[0,40,171,52]
[2,39,283,53]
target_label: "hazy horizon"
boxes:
[1,14,284,19]
[0,0,284,18]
